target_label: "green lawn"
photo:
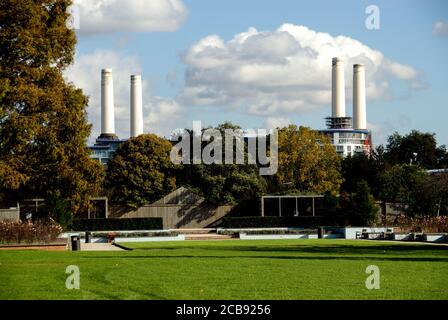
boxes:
[0,239,447,300]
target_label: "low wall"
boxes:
[331,227,393,239]
[424,234,447,243]
[115,235,185,242]
[392,233,413,241]
[0,208,20,222]
[239,233,318,240]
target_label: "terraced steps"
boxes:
[184,233,237,241]
[172,228,216,235]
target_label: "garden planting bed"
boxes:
[0,243,67,251]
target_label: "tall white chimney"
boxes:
[101,68,115,135]
[130,74,143,137]
[332,57,346,118]
[353,64,367,130]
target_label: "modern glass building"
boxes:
[319,117,372,157]
[89,135,126,165]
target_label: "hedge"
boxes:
[220,216,322,228]
[71,218,163,231]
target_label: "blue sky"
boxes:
[68,0,448,146]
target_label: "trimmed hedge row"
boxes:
[220,216,322,228]
[72,218,163,231]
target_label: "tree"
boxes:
[341,146,386,197]
[379,164,427,204]
[424,173,448,216]
[176,122,267,205]
[0,0,103,213]
[407,172,448,216]
[385,130,447,169]
[105,134,177,208]
[343,181,379,226]
[274,125,342,194]
[35,194,72,230]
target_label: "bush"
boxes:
[0,220,63,244]
[393,215,448,233]
[35,196,73,230]
[89,231,178,238]
[71,218,163,231]
[220,216,321,228]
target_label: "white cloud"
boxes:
[144,97,183,137]
[179,24,423,118]
[74,0,187,34]
[263,117,294,130]
[367,113,412,146]
[433,21,448,36]
[367,121,396,146]
[64,49,183,141]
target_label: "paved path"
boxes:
[79,243,124,251]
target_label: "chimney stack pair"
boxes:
[100,69,144,138]
[331,57,367,130]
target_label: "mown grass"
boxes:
[0,239,447,300]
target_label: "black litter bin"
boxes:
[317,227,324,239]
[85,231,92,243]
[71,235,80,251]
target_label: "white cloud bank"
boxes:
[433,21,448,37]
[179,24,423,117]
[74,0,188,34]
[64,50,182,141]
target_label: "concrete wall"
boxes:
[239,233,317,240]
[105,187,234,229]
[377,201,408,221]
[0,208,20,222]
[332,227,393,239]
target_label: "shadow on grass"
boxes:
[125,243,448,257]
[83,254,448,263]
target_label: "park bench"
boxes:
[356,228,394,240]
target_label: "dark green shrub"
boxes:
[220,216,321,228]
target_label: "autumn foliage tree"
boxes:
[273,125,342,194]
[0,0,103,214]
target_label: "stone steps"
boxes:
[172,228,216,235]
[184,233,237,241]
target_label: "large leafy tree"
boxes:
[343,181,379,226]
[379,164,427,205]
[385,130,448,169]
[341,147,385,197]
[381,165,448,216]
[0,0,103,213]
[273,125,342,194]
[105,134,177,208]
[176,122,267,205]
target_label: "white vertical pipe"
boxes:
[353,64,367,130]
[130,74,143,137]
[101,68,115,135]
[332,57,346,118]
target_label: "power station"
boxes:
[89,57,372,163]
[318,57,371,157]
[89,69,144,164]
